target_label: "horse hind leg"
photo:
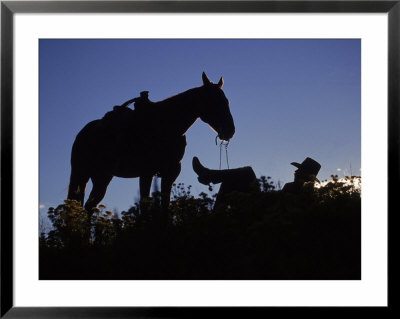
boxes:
[67,168,89,206]
[84,174,113,212]
[138,175,154,212]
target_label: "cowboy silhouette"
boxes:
[192,156,321,208]
[281,157,321,193]
[192,157,258,208]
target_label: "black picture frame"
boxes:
[1,1,396,317]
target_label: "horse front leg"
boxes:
[161,163,181,210]
[158,167,180,228]
[139,175,154,209]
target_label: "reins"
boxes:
[216,136,230,170]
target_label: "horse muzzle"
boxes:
[217,134,230,142]
[218,126,235,142]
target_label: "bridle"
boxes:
[216,136,230,170]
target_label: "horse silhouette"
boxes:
[67,72,235,211]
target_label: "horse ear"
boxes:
[218,77,224,88]
[202,72,211,86]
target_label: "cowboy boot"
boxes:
[192,157,224,185]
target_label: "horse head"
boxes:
[198,72,235,141]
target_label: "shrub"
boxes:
[40,175,361,279]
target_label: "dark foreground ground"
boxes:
[39,177,361,280]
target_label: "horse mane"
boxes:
[152,86,203,110]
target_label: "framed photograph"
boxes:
[1,0,396,317]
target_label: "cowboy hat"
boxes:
[291,157,321,181]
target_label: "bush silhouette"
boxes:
[40,175,361,280]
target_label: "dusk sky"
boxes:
[39,39,360,214]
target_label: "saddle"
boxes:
[101,91,154,132]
